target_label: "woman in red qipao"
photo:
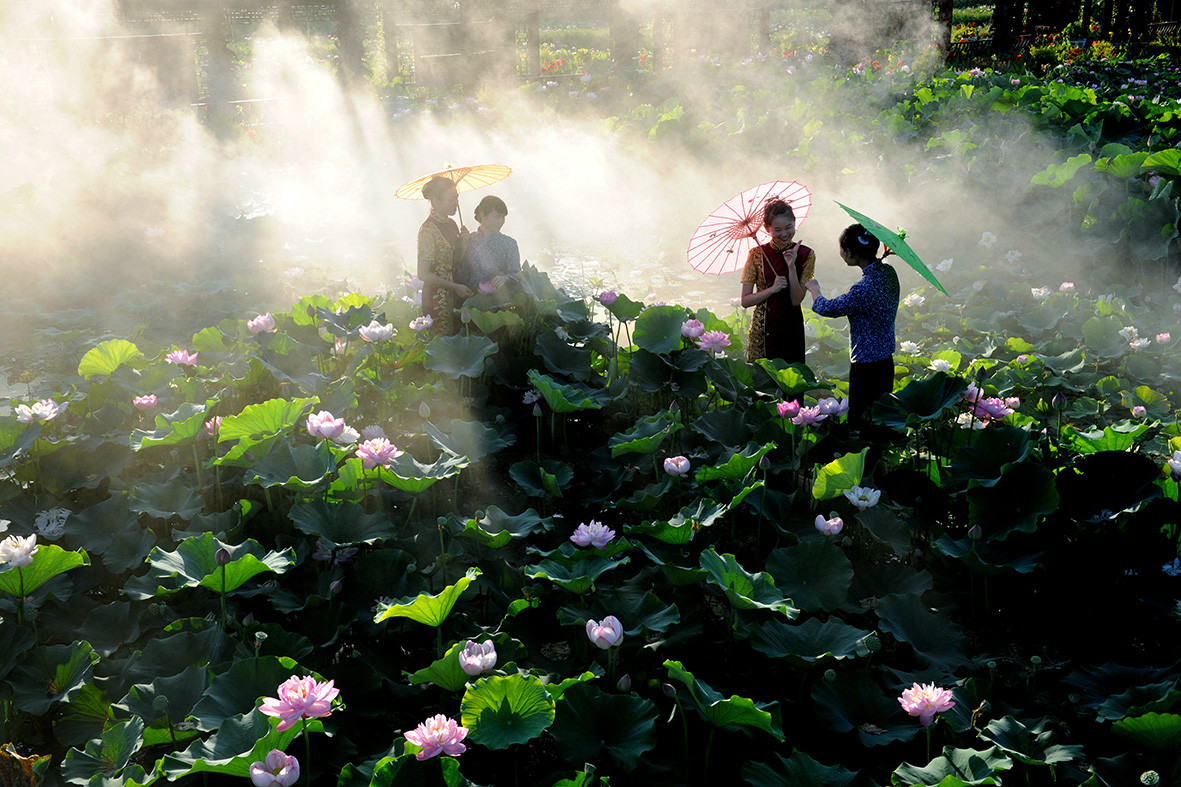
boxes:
[417,176,474,335]
[739,198,816,364]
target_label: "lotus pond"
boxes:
[4,38,1181,787]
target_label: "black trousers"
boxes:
[849,357,895,424]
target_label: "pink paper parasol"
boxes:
[687,181,811,275]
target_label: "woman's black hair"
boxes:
[839,223,881,260]
[422,176,455,202]
[762,198,795,228]
[474,195,508,221]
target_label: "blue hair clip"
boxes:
[858,235,871,245]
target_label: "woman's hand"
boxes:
[768,274,788,294]
[803,279,821,298]
[490,275,508,289]
[455,283,475,299]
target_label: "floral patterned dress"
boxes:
[417,211,463,336]
[740,241,815,363]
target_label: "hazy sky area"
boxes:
[0,0,1093,341]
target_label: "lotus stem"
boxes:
[192,443,203,489]
[402,496,418,539]
[17,567,25,626]
[703,727,716,780]
[263,486,274,512]
[219,563,228,631]
[926,725,932,763]
[303,718,312,787]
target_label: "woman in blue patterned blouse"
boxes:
[803,224,901,424]
[461,195,521,292]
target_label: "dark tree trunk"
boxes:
[937,0,953,56]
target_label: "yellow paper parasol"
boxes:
[395,164,512,200]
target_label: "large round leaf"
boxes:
[425,334,499,379]
[742,617,874,665]
[10,641,99,715]
[765,541,854,612]
[0,543,88,597]
[78,339,142,379]
[634,305,691,355]
[549,683,657,772]
[812,671,920,747]
[460,674,555,749]
[891,746,1014,786]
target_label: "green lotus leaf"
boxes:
[190,655,301,731]
[425,418,514,461]
[424,334,499,379]
[0,621,35,682]
[286,294,334,325]
[856,505,914,557]
[244,440,338,490]
[456,506,550,548]
[510,458,573,497]
[256,347,331,392]
[78,339,143,379]
[131,402,214,450]
[1055,452,1161,522]
[740,617,875,665]
[696,442,774,483]
[875,594,968,668]
[375,567,481,626]
[933,535,1044,575]
[1081,316,1128,358]
[608,411,681,458]
[699,548,798,619]
[289,499,396,547]
[616,476,673,511]
[754,358,817,396]
[876,373,967,427]
[628,498,728,545]
[10,641,99,715]
[742,749,860,787]
[946,425,1031,486]
[765,540,854,612]
[524,555,628,596]
[460,674,556,749]
[636,543,709,585]
[407,640,471,693]
[0,421,40,469]
[128,478,205,521]
[60,717,153,786]
[812,448,869,501]
[548,683,658,771]
[128,618,232,681]
[0,543,88,597]
[53,683,112,749]
[812,671,920,746]
[664,659,784,740]
[159,709,309,781]
[218,396,318,444]
[557,590,679,635]
[539,670,598,701]
[891,746,1014,786]
[537,330,594,380]
[967,462,1058,535]
[1096,680,1181,722]
[1031,152,1092,187]
[1111,712,1181,751]
[631,305,688,355]
[689,406,751,448]
[465,307,524,335]
[849,556,934,602]
[367,748,465,787]
[527,369,605,412]
[979,716,1084,766]
[373,452,469,494]
[128,532,295,599]
[604,292,644,322]
[116,664,209,735]
[1060,423,1151,454]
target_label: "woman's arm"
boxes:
[418,230,474,299]
[786,245,806,306]
[741,276,787,308]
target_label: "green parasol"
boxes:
[835,201,948,296]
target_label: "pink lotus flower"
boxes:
[898,682,955,726]
[361,425,388,441]
[792,406,827,426]
[1132,405,1147,418]
[843,486,880,510]
[458,640,497,676]
[478,282,497,294]
[1016,355,1029,364]
[815,515,843,536]
[599,290,618,306]
[664,456,690,476]
[355,437,403,470]
[306,411,346,441]
[405,714,468,760]
[259,675,340,732]
[15,399,68,423]
[777,400,801,419]
[696,330,731,354]
[408,275,424,291]
[1167,450,1181,479]
[972,281,985,293]
[681,319,705,339]
[410,315,433,332]
[973,397,1014,420]
[0,534,38,568]
[570,520,615,549]
[165,349,198,366]
[586,615,624,649]
[204,417,222,438]
[248,313,276,334]
[133,394,157,411]
[332,337,348,357]
[1156,332,1171,344]
[359,320,395,343]
[249,750,299,787]
[817,397,849,417]
[960,383,984,403]
[1059,282,1075,292]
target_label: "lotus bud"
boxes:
[758,454,770,470]
[419,401,431,419]
[968,524,982,540]
[865,634,882,653]
[533,403,542,417]
[616,673,632,692]
[661,682,677,699]
[823,669,837,682]
[215,547,231,566]
[329,580,343,596]
[1052,391,1067,409]
[461,309,471,324]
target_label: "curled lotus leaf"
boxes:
[10,641,99,716]
[699,548,798,619]
[890,745,1014,787]
[127,533,295,600]
[664,660,784,740]
[979,716,1083,766]
[375,568,481,627]
[78,339,143,380]
[60,717,150,787]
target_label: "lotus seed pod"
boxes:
[1141,771,1160,785]
[823,669,837,682]
[865,635,882,653]
[152,696,169,711]
[1030,655,1043,666]
[987,661,997,670]
[255,631,268,645]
